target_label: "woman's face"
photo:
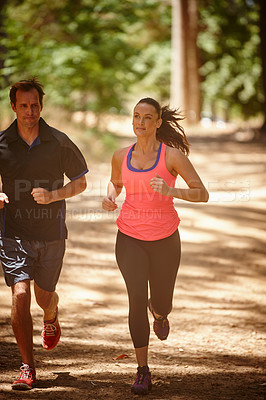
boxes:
[132,102,162,138]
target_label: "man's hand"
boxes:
[31,188,53,204]
[0,193,9,209]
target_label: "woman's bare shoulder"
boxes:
[165,145,189,176]
[165,145,187,161]
[112,146,132,170]
[113,146,131,162]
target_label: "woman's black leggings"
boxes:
[115,229,181,349]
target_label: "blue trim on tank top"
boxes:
[127,142,162,172]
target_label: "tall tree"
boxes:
[186,0,201,123]
[171,0,201,124]
[171,0,186,111]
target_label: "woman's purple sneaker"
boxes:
[148,299,170,341]
[131,366,152,395]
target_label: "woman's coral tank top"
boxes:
[116,142,180,241]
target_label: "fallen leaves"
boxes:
[113,354,130,360]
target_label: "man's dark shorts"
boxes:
[0,237,65,292]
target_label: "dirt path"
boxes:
[0,129,265,400]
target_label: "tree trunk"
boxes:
[258,0,266,134]
[186,0,201,123]
[170,0,186,111]
[171,0,201,124]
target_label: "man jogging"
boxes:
[0,78,88,390]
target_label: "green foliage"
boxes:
[198,0,263,119]
[0,0,171,114]
[0,0,263,121]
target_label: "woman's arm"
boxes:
[150,147,209,203]
[102,148,126,211]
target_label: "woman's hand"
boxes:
[150,174,172,196]
[102,195,118,211]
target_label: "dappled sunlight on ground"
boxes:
[0,132,265,399]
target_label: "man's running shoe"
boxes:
[12,364,36,390]
[42,307,61,350]
[148,299,170,341]
[131,366,152,395]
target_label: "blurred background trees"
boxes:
[0,0,265,134]
[198,0,264,127]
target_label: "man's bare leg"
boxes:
[34,283,59,321]
[11,280,34,368]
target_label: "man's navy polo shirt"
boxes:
[0,118,88,241]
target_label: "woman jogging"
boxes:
[102,97,209,395]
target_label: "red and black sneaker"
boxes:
[12,364,36,390]
[42,307,61,350]
[131,366,152,395]
[148,299,170,341]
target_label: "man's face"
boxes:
[11,88,42,129]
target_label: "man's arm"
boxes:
[31,175,87,204]
[0,193,9,209]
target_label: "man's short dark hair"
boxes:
[10,77,45,107]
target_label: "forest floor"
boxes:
[0,121,265,400]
